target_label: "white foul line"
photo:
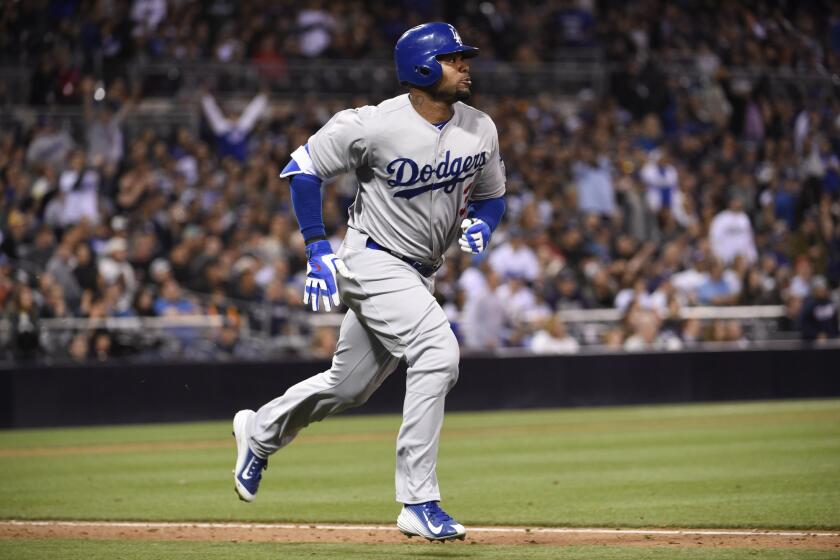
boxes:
[4,520,839,538]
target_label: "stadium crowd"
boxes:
[3,0,838,92]
[1,1,839,362]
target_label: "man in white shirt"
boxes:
[709,195,758,265]
[488,231,540,281]
[530,313,579,354]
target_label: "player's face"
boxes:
[435,52,472,102]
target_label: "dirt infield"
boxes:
[2,521,839,549]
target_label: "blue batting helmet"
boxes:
[394,22,479,88]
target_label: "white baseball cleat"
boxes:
[397,501,466,541]
[232,409,267,502]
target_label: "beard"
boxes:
[422,80,472,104]
[454,88,471,102]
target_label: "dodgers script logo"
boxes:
[386,150,487,200]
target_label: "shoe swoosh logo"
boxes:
[241,456,255,481]
[422,511,443,535]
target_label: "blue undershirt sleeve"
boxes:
[289,173,326,243]
[468,196,506,232]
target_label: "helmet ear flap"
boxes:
[413,57,441,87]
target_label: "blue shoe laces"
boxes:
[422,501,454,526]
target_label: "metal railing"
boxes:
[3,55,837,106]
[556,305,785,323]
[0,302,820,365]
[2,105,200,142]
[126,59,608,98]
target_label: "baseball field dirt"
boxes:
[3,520,840,548]
[1,399,839,559]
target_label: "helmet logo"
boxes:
[448,25,463,46]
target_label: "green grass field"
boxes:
[1,399,839,559]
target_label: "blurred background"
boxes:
[1,0,839,367]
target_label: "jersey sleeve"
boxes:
[279,144,318,178]
[306,108,369,179]
[470,120,506,200]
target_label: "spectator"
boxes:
[46,242,82,307]
[680,318,703,347]
[551,0,595,47]
[133,287,157,317]
[8,283,41,360]
[81,77,132,167]
[709,195,758,265]
[25,118,75,169]
[98,238,138,298]
[496,275,538,326]
[72,242,99,294]
[50,150,100,227]
[27,226,57,270]
[725,319,748,347]
[641,148,678,213]
[602,327,625,350]
[309,325,338,359]
[488,232,540,281]
[215,326,245,360]
[529,314,579,354]
[252,34,287,81]
[800,276,839,342]
[297,2,336,57]
[614,276,668,315]
[68,332,90,362]
[214,23,244,63]
[671,253,709,304]
[0,255,14,310]
[582,266,617,308]
[200,89,268,162]
[623,309,682,352]
[546,270,588,310]
[91,329,113,361]
[696,259,736,306]
[131,0,167,36]
[461,268,506,350]
[154,279,196,316]
[572,145,615,216]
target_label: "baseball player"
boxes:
[232,22,506,542]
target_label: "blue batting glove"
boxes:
[303,240,355,312]
[458,218,492,254]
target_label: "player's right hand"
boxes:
[303,240,355,312]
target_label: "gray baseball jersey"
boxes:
[283,93,506,263]
[249,93,505,506]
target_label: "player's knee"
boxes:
[316,370,368,410]
[329,384,367,409]
[441,331,460,386]
[423,330,460,391]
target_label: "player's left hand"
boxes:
[304,240,356,312]
[459,218,491,254]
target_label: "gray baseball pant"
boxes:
[246,227,459,504]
